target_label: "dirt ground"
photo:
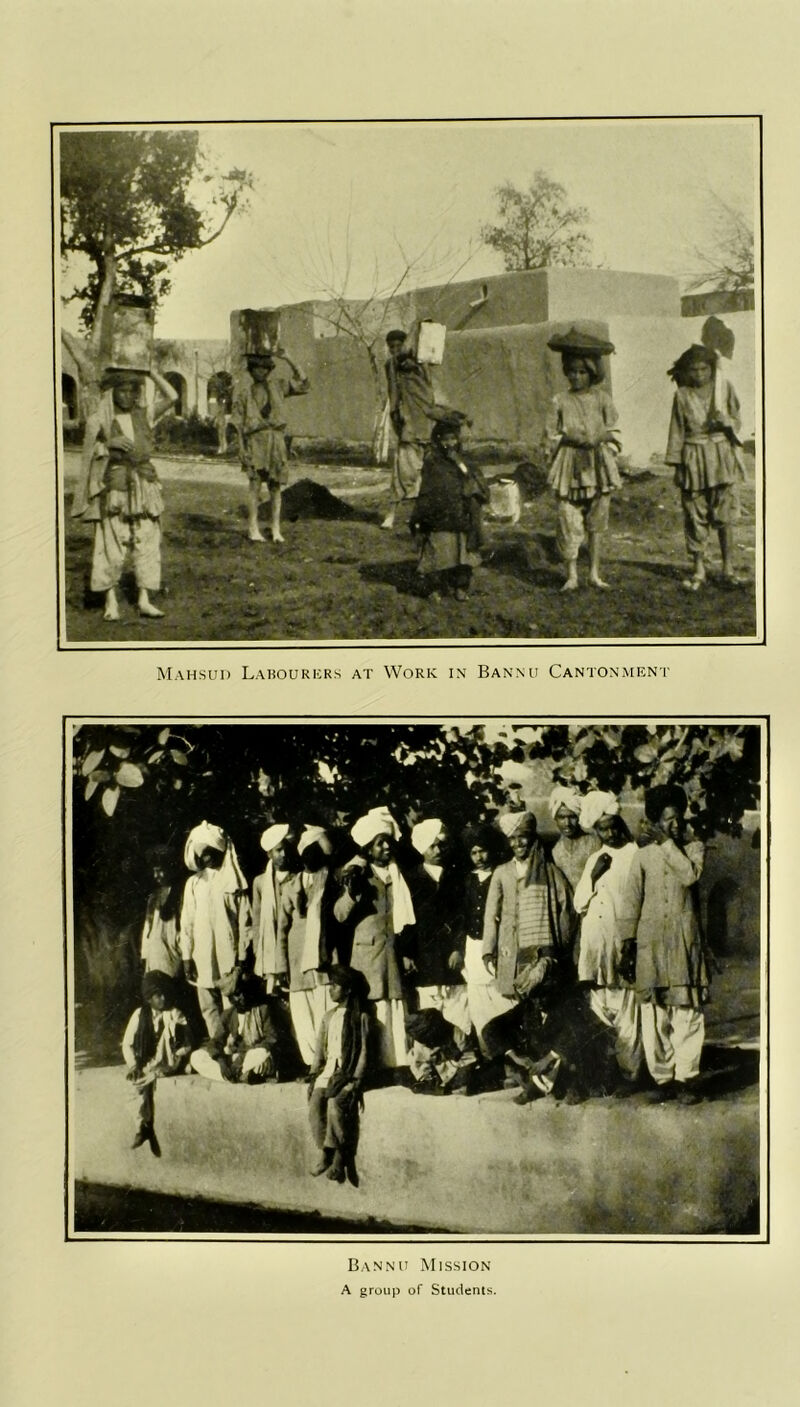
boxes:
[63,451,759,642]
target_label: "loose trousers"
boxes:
[640,1000,704,1085]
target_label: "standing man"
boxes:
[480,811,574,1093]
[381,330,436,532]
[233,347,310,545]
[179,822,252,1045]
[619,785,708,1104]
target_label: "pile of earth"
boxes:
[282,477,365,521]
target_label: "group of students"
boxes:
[72,324,747,622]
[122,783,711,1186]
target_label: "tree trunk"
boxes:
[89,238,117,351]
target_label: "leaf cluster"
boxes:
[480,170,593,272]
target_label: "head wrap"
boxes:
[411,818,444,856]
[549,786,583,820]
[260,823,289,854]
[184,821,227,871]
[351,807,401,850]
[298,825,332,857]
[430,409,471,442]
[580,790,620,832]
[463,822,501,856]
[183,821,247,892]
[497,810,537,839]
[668,344,717,384]
[644,784,688,823]
[141,970,177,1005]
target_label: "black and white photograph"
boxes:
[56,118,762,647]
[67,718,765,1238]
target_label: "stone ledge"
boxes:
[72,1065,760,1237]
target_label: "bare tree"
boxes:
[687,191,755,293]
[273,194,478,459]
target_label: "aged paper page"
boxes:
[2,2,798,1405]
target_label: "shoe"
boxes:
[131,1124,150,1149]
[675,1083,702,1105]
[411,1078,448,1096]
[311,1153,332,1176]
[513,1080,544,1106]
[645,1084,675,1103]
[326,1155,346,1183]
[561,1086,586,1105]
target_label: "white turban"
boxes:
[184,821,227,872]
[298,825,332,857]
[351,807,401,850]
[260,823,289,854]
[580,791,620,832]
[184,821,247,891]
[411,818,443,855]
[497,810,537,838]
[549,786,583,820]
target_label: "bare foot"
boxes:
[103,603,120,622]
[560,578,579,593]
[271,531,285,545]
[589,576,611,590]
[681,575,705,592]
[380,515,395,531]
[248,530,266,543]
[138,601,164,619]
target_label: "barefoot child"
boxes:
[665,344,746,591]
[546,331,621,592]
[307,965,370,1185]
[121,971,192,1156]
[233,349,310,544]
[73,367,178,621]
[409,415,488,601]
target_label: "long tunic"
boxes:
[140,887,182,978]
[179,870,251,989]
[573,842,638,986]
[251,864,292,979]
[665,378,746,492]
[410,450,488,574]
[551,832,600,892]
[277,870,334,993]
[390,359,435,444]
[233,371,309,481]
[334,871,409,1002]
[546,387,622,501]
[619,838,708,1006]
[405,863,465,988]
[75,406,163,523]
[481,848,573,999]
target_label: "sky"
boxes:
[60,118,758,342]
